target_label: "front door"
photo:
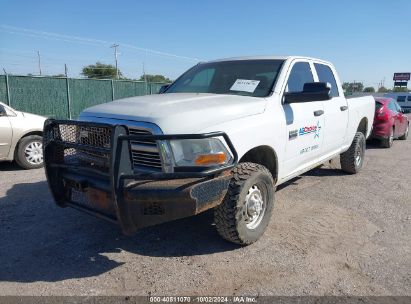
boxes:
[394,101,407,135]
[0,106,12,159]
[283,61,325,176]
[388,100,402,137]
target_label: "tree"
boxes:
[342,82,364,93]
[393,87,409,92]
[138,74,172,83]
[363,87,375,93]
[378,86,389,93]
[82,62,121,79]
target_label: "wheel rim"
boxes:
[243,184,266,229]
[24,141,43,165]
[355,139,364,167]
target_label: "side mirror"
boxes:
[159,84,170,94]
[284,82,331,103]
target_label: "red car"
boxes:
[371,97,409,148]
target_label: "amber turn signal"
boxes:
[194,152,227,165]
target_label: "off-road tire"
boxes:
[381,127,394,148]
[15,135,44,170]
[340,132,365,174]
[398,124,409,140]
[214,162,275,245]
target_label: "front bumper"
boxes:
[43,119,237,235]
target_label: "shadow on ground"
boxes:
[0,180,239,283]
[366,138,387,150]
[0,162,24,172]
[0,142,381,283]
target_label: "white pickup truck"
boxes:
[44,56,375,245]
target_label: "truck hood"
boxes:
[80,93,267,133]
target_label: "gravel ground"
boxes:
[0,132,410,296]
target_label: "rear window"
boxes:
[397,96,406,102]
[375,101,383,111]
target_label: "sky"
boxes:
[0,0,410,88]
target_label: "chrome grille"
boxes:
[129,128,162,172]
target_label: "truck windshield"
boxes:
[166,59,284,97]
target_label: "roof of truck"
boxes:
[206,55,332,65]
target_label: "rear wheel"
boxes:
[398,124,409,140]
[15,135,44,169]
[214,162,274,245]
[340,132,365,174]
[381,127,394,148]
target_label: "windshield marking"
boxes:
[230,79,260,93]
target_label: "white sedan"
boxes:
[0,102,46,169]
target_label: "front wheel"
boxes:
[214,162,275,245]
[15,135,44,169]
[340,132,365,174]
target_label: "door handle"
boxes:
[314,110,324,116]
[340,106,348,111]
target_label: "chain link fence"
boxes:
[0,75,166,119]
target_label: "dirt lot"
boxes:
[0,134,410,296]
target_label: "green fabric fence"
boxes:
[0,75,167,119]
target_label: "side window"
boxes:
[394,102,402,112]
[286,62,314,93]
[314,63,340,97]
[408,96,411,102]
[387,101,397,113]
[397,96,406,102]
[0,105,6,116]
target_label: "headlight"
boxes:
[169,138,232,167]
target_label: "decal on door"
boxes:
[289,121,322,141]
[299,121,322,139]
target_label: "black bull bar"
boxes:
[43,119,238,235]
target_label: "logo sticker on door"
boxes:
[299,121,322,139]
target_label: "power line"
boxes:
[0,24,200,62]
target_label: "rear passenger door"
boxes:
[313,63,348,155]
[283,61,325,176]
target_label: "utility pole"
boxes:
[3,68,11,106]
[64,64,68,77]
[37,51,42,76]
[143,62,148,93]
[143,48,148,93]
[111,43,119,79]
